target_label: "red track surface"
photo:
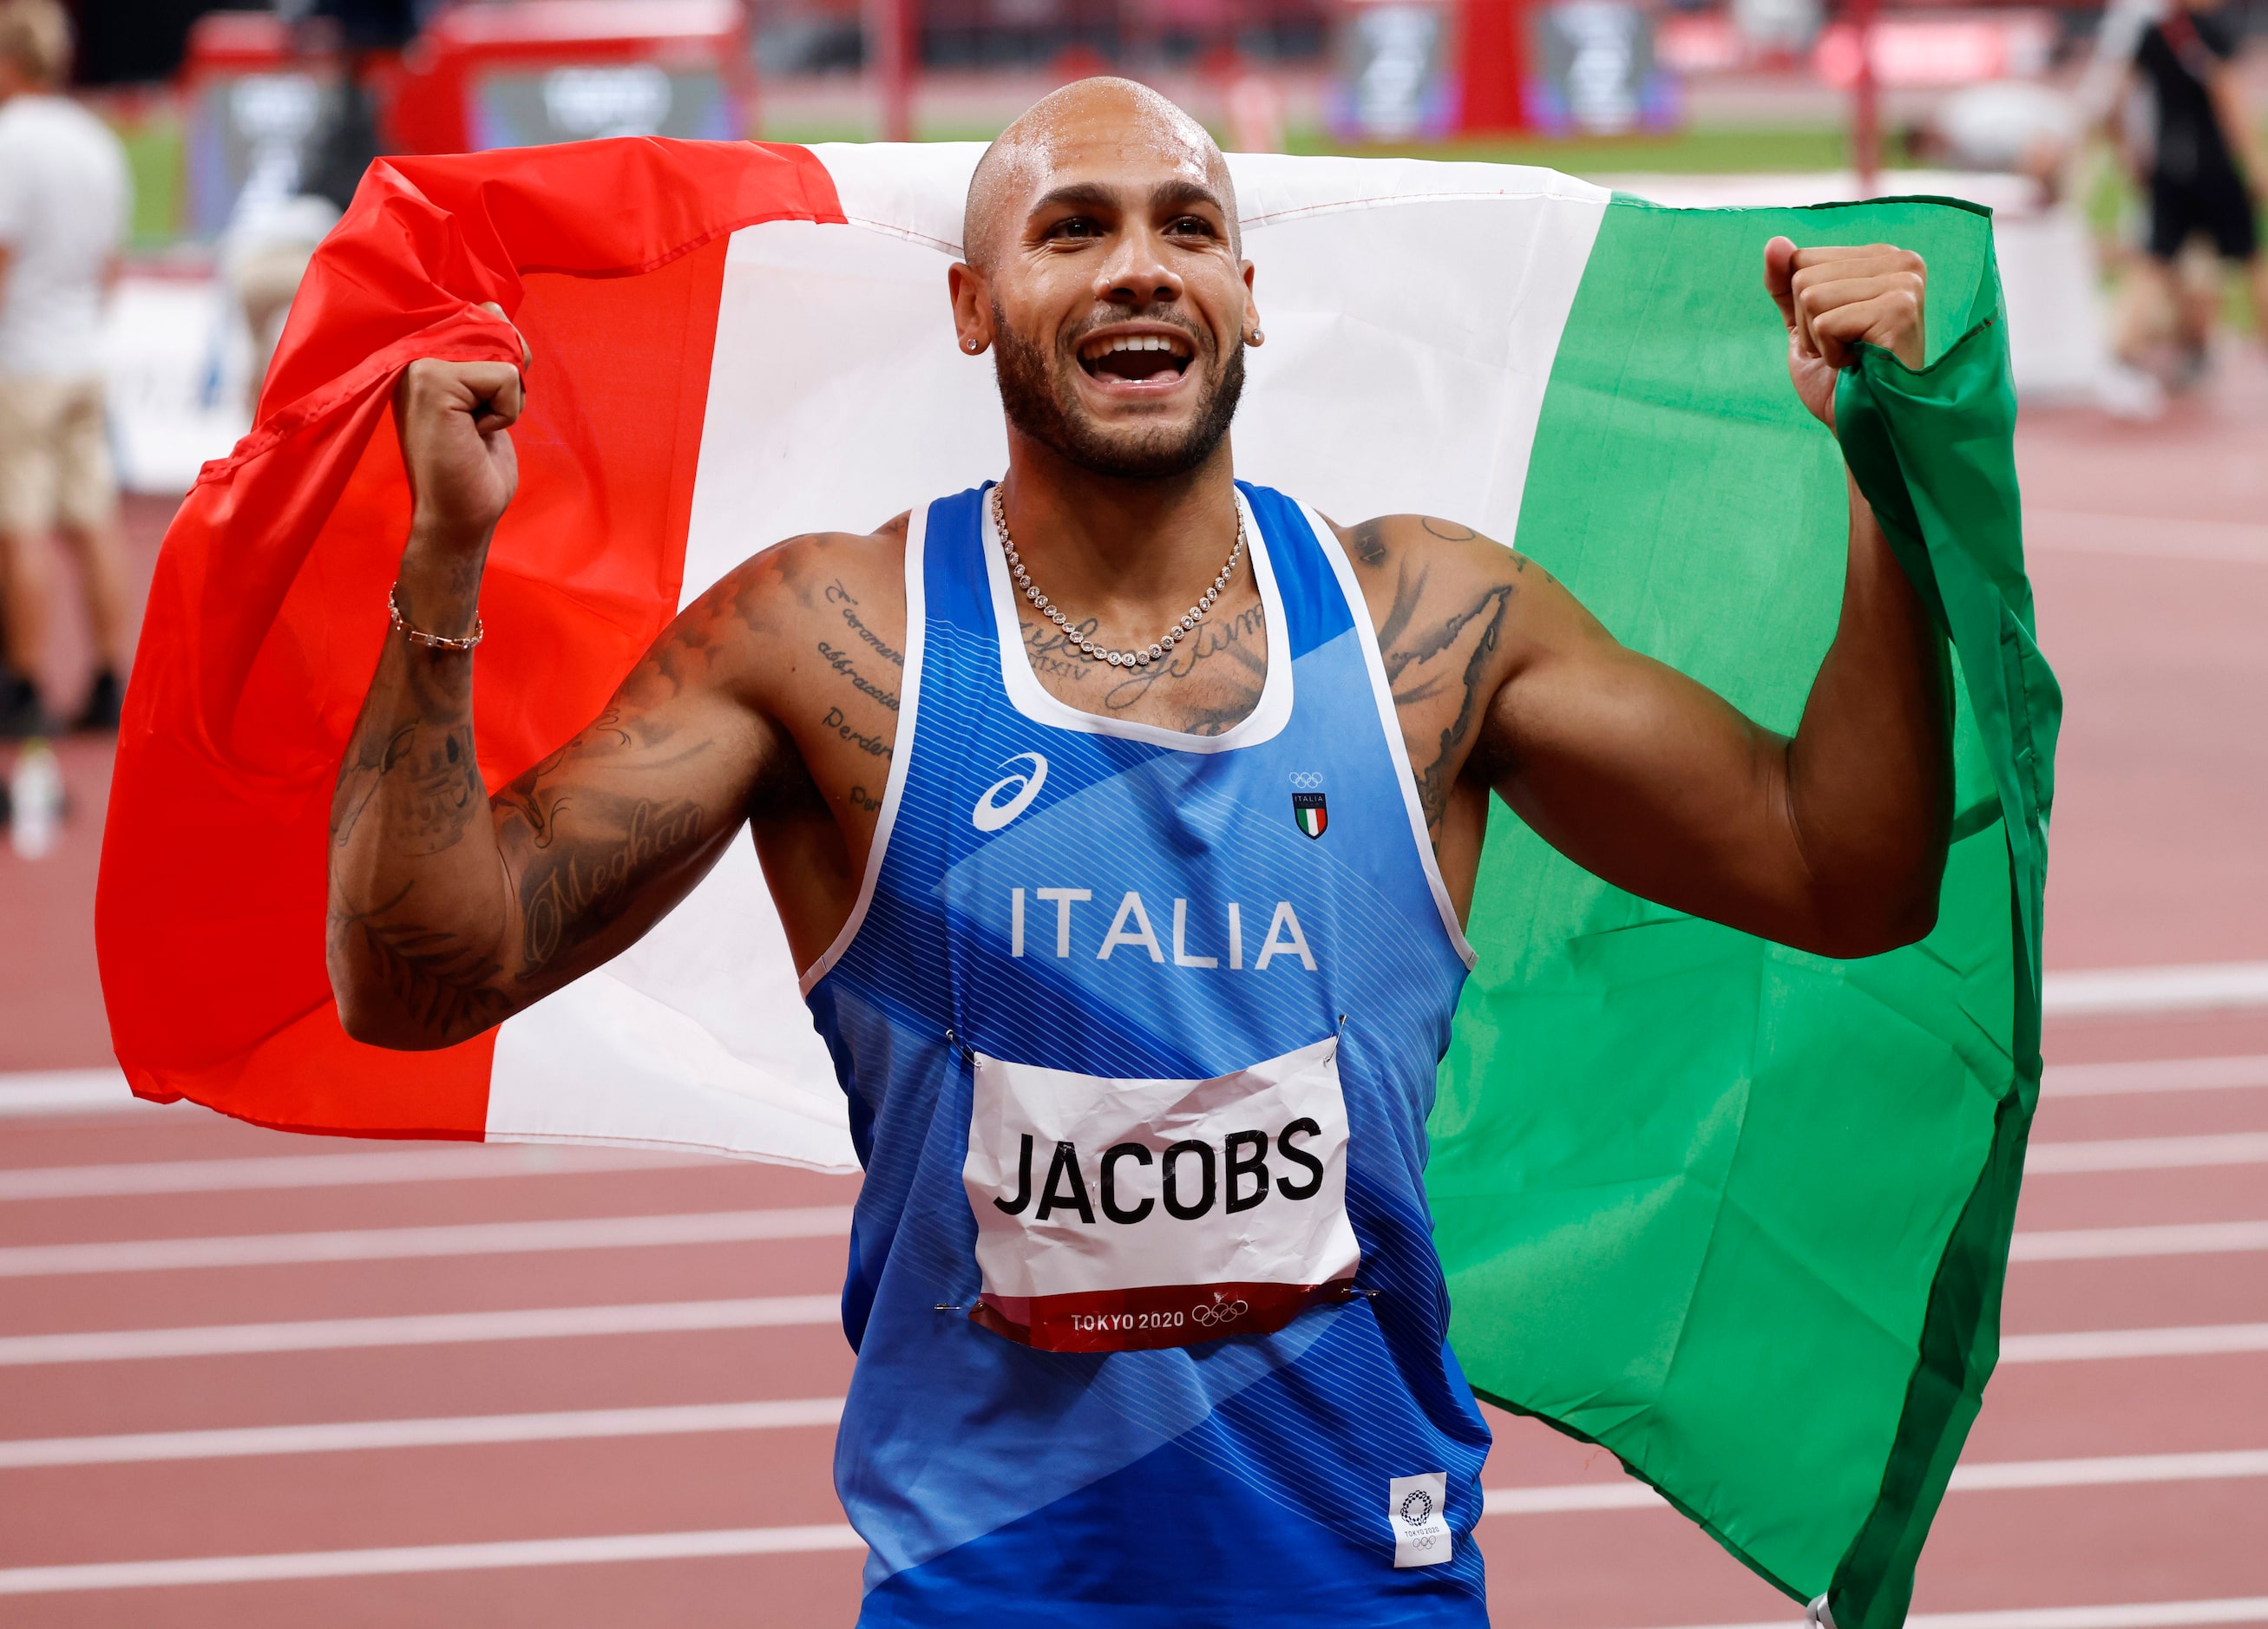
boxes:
[3,354,2265,1624]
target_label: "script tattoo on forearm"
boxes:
[483,686,724,984]
[501,787,707,975]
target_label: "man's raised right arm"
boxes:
[325,354,797,1050]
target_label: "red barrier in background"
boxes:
[1458,0,1529,134]
[389,0,752,156]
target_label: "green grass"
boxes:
[1288,124,1863,178]
[113,114,183,250]
[764,120,1863,180]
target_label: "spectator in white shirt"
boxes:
[0,0,133,736]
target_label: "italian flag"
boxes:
[96,136,2057,1629]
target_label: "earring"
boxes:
[1248,327,1265,346]
[963,337,982,353]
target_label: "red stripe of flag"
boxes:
[96,139,846,1137]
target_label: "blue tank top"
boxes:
[802,481,1491,1625]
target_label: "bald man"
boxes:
[330,80,1949,1619]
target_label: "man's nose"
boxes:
[1094,227,1183,305]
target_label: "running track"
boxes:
[1,357,2263,1625]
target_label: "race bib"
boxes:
[963,1035,1360,1352]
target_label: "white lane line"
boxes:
[1898,1605,2268,1629]
[2043,963,2268,1018]
[2011,1220,2268,1261]
[1481,1448,2268,1516]
[1485,1482,1663,1514]
[0,1070,161,1118]
[1946,1448,2268,1491]
[5,1306,2253,1371]
[0,1526,868,1594]
[5,1048,2258,1115]
[2029,507,2268,565]
[0,1296,842,1366]
[0,1398,846,1469]
[1648,1599,2268,1629]
[2046,1057,2268,1097]
[0,1207,855,1278]
[3,1124,2241,1207]
[0,1145,704,1201]
[2001,1323,2268,1363]
[7,1499,2259,1600]
[2027,1132,2268,1174]
[3,1045,2258,1119]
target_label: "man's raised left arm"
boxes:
[1356,239,1952,959]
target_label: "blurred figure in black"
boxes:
[287,0,422,210]
[2112,0,2268,386]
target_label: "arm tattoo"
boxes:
[331,886,513,1037]
[331,651,484,855]
[826,579,905,667]
[817,641,901,711]
[1363,526,1518,841]
[501,786,708,978]
[1387,583,1513,834]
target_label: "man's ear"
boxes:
[947,261,993,356]
[1241,259,1263,347]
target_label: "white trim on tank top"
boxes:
[796,500,932,998]
[980,482,1295,752]
[1302,500,1480,972]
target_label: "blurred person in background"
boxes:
[1916,79,2081,201]
[213,0,412,421]
[2109,0,2268,386]
[0,0,132,737]
[222,188,340,422]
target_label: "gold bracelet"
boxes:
[387,583,484,651]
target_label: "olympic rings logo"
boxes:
[1288,771,1325,790]
[1190,1297,1251,1328]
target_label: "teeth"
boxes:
[1085,334,1190,360]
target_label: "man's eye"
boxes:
[1048,218,1103,239]
[1168,216,1217,238]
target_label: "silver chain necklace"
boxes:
[992,482,1245,670]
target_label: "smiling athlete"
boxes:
[329,77,1950,1625]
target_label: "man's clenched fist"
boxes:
[394,303,532,545]
[1764,238,1927,429]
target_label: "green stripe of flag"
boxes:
[1435,194,2057,1629]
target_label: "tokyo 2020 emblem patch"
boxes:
[1289,772,1327,840]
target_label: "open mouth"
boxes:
[1078,331,1196,383]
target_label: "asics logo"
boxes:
[973,752,1048,832]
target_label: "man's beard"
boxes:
[990,306,1244,481]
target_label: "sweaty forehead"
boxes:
[962,81,1237,265]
